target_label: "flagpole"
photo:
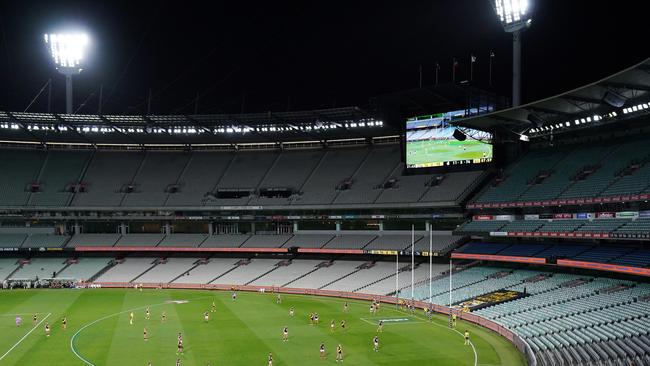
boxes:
[489,51,494,87]
[449,258,452,308]
[419,64,423,88]
[452,58,456,84]
[429,227,432,303]
[435,62,439,85]
[411,225,415,301]
[395,251,399,305]
[470,54,474,82]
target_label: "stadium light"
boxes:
[489,0,533,107]
[44,33,90,114]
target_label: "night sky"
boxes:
[0,0,646,116]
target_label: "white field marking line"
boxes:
[277,292,477,363]
[277,293,478,365]
[0,312,51,361]
[395,308,478,366]
[359,317,427,326]
[70,295,215,366]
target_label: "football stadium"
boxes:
[0,1,648,366]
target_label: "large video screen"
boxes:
[406,110,492,169]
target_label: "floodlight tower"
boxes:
[490,0,532,106]
[44,33,89,114]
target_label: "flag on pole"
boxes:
[490,50,495,58]
[471,54,476,63]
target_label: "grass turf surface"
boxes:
[406,139,492,168]
[0,289,526,365]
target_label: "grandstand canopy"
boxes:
[0,106,397,145]
[453,58,650,137]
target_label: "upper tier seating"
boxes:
[0,149,45,206]
[476,147,571,203]
[121,152,191,207]
[212,151,279,205]
[294,148,369,205]
[474,135,650,204]
[248,149,323,205]
[27,150,91,206]
[0,144,482,208]
[71,151,145,206]
[560,138,650,199]
[333,146,400,204]
[165,152,234,206]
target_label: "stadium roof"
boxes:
[0,106,396,145]
[453,58,650,137]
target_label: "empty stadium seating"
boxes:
[0,144,483,208]
[473,135,650,205]
[56,258,112,281]
[8,258,68,280]
[475,276,650,366]
[66,234,121,247]
[457,218,650,239]
[455,240,650,270]
[457,220,508,233]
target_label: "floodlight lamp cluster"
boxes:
[44,33,89,73]
[492,0,532,32]
[0,118,385,136]
[527,100,650,136]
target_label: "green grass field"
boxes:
[0,289,526,365]
[406,139,492,168]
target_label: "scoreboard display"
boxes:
[406,110,492,169]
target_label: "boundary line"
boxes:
[0,312,51,361]
[281,292,478,365]
[395,308,478,366]
[70,295,214,366]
